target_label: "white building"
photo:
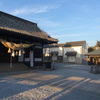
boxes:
[43,41,89,64]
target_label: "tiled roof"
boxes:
[85,49,100,56]
[64,41,86,47]
[0,11,58,43]
[44,41,86,48]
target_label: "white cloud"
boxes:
[11,5,59,15]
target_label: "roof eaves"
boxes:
[0,27,58,43]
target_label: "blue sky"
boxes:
[0,0,100,46]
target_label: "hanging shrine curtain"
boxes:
[0,39,34,50]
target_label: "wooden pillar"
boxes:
[96,58,98,65]
[93,58,94,63]
[88,56,91,65]
[98,57,100,65]
[42,44,43,65]
[10,54,12,68]
[88,56,90,62]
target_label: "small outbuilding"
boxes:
[85,49,100,65]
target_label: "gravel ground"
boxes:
[0,63,100,100]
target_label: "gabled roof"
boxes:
[64,41,86,47]
[85,49,100,56]
[44,41,86,48]
[0,11,58,43]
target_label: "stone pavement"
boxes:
[0,63,100,100]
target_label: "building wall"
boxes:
[63,46,82,64]
[49,47,63,56]
[82,43,89,65]
[34,44,43,66]
[43,47,63,62]
[43,42,89,65]
[63,57,82,64]
[43,46,82,64]
[43,47,63,56]
[63,46,82,57]
[0,42,10,63]
[23,44,43,67]
[82,42,88,55]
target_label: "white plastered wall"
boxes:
[64,46,82,57]
[82,42,89,64]
[63,46,82,64]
